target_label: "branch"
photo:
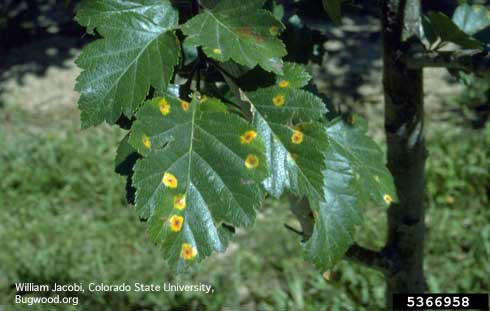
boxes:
[284,223,303,236]
[344,244,394,274]
[210,60,253,120]
[403,50,490,75]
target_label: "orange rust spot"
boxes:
[159,98,170,116]
[181,100,190,111]
[162,172,178,189]
[169,215,184,232]
[245,154,259,169]
[181,243,197,260]
[291,130,304,144]
[174,194,186,210]
[279,80,289,88]
[142,135,151,149]
[240,130,257,144]
[272,94,285,107]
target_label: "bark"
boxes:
[381,0,427,309]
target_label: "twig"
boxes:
[210,60,253,120]
[403,49,490,75]
[284,224,303,236]
[344,244,394,274]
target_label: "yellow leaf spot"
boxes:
[199,95,208,103]
[181,100,190,111]
[383,194,393,205]
[174,194,186,210]
[240,130,257,144]
[474,5,482,13]
[159,98,171,116]
[279,80,289,88]
[213,48,222,55]
[272,94,285,107]
[169,215,184,232]
[245,154,259,169]
[269,26,279,36]
[291,130,304,144]
[374,175,380,183]
[181,243,197,260]
[162,172,178,189]
[142,135,151,149]
[486,10,490,19]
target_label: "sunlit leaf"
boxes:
[424,11,482,49]
[246,66,328,200]
[304,117,397,269]
[75,0,180,127]
[452,4,490,35]
[181,0,287,73]
[129,95,267,269]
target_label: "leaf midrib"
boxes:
[256,111,324,202]
[95,32,168,116]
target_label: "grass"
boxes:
[0,101,489,311]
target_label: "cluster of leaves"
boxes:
[74,0,395,271]
[423,3,490,82]
[424,3,490,51]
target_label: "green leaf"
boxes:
[115,134,140,204]
[304,117,397,270]
[246,80,328,200]
[275,62,312,89]
[75,0,180,127]
[452,4,490,35]
[181,0,287,74]
[322,0,342,24]
[326,117,397,207]
[424,11,483,49]
[115,134,139,177]
[129,95,267,269]
[303,144,361,269]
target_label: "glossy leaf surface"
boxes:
[304,117,397,269]
[75,0,180,127]
[182,0,286,73]
[129,95,267,269]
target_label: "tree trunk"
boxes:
[381,0,427,309]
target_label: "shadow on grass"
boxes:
[0,0,89,91]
